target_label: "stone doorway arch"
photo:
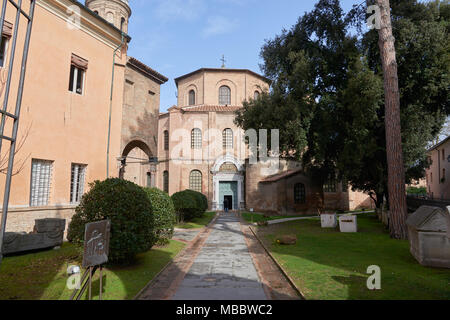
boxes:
[120,140,156,187]
[211,154,245,211]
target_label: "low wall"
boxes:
[4,205,77,239]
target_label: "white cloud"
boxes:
[154,0,206,21]
[202,16,238,37]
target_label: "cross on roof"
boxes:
[221,55,226,68]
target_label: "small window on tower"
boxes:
[189,90,196,105]
[106,12,114,24]
[219,86,231,105]
[164,130,169,150]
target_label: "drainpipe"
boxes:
[106,31,125,178]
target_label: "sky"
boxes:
[127,0,358,112]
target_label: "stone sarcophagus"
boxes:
[2,218,66,255]
[406,206,450,269]
[339,215,358,233]
[321,213,337,228]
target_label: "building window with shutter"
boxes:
[254,91,260,100]
[0,36,9,68]
[163,171,169,193]
[30,159,53,207]
[219,85,231,105]
[0,21,12,68]
[70,164,87,204]
[189,170,202,193]
[223,128,233,150]
[191,128,202,149]
[69,54,88,95]
[294,183,306,204]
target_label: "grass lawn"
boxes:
[241,212,316,223]
[0,240,185,300]
[256,213,450,300]
[175,212,216,229]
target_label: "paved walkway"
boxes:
[173,229,201,242]
[171,213,267,300]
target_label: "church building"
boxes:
[155,67,374,214]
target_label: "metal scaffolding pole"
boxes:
[0,0,37,266]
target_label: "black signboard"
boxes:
[82,220,111,268]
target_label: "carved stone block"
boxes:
[2,218,66,255]
[406,206,450,268]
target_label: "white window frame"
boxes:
[30,159,53,207]
[219,85,231,105]
[70,163,87,204]
[191,128,202,149]
[0,36,9,68]
[223,128,233,150]
[189,170,202,193]
[69,64,86,95]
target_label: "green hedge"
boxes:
[143,187,176,245]
[67,178,155,264]
[171,190,207,222]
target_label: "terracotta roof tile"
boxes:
[181,105,242,112]
[127,57,168,84]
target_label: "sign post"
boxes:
[70,220,111,300]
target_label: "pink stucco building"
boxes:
[426,136,450,200]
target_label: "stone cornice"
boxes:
[37,0,130,49]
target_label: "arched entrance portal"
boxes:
[120,140,156,187]
[211,154,245,211]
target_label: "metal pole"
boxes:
[0,0,23,154]
[99,266,103,300]
[88,266,92,300]
[0,0,36,266]
[106,32,124,178]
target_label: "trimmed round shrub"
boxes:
[171,190,202,222]
[171,190,208,222]
[143,187,176,245]
[185,190,208,213]
[67,178,155,264]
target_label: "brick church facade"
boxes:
[152,68,374,214]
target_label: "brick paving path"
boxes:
[136,212,300,300]
[171,213,267,300]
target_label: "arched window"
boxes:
[222,128,233,150]
[163,130,169,150]
[294,183,306,204]
[254,91,260,100]
[120,17,126,31]
[191,128,202,149]
[323,176,337,193]
[106,12,114,24]
[189,170,202,193]
[163,171,169,193]
[188,90,196,106]
[219,85,231,105]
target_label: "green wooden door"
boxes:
[219,181,238,210]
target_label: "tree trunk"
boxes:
[376,0,408,239]
[375,192,384,209]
